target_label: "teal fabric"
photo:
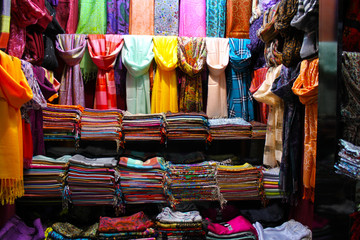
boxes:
[206,0,227,37]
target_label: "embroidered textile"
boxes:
[129,0,154,35]
[107,0,129,34]
[154,0,179,36]
[206,0,226,37]
[179,0,206,37]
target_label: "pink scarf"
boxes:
[179,0,206,37]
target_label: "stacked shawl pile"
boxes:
[250,121,267,139]
[209,118,252,140]
[262,167,283,199]
[335,139,360,180]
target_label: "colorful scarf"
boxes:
[129,0,154,35]
[177,37,206,112]
[249,67,269,124]
[76,0,106,34]
[87,34,124,109]
[0,0,11,50]
[107,0,129,34]
[226,0,252,38]
[292,58,318,202]
[55,0,78,34]
[56,34,87,106]
[151,36,178,113]
[99,212,154,233]
[154,0,179,36]
[179,0,206,37]
[122,35,154,114]
[206,0,226,37]
[206,37,229,118]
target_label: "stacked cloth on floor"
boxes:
[65,154,120,208]
[164,161,219,206]
[97,211,155,240]
[165,113,210,142]
[23,155,70,200]
[250,121,267,139]
[122,113,165,142]
[262,167,283,199]
[208,118,252,140]
[42,104,83,141]
[156,207,205,240]
[117,156,167,204]
[45,222,99,240]
[335,139,360,180]
[205,215,258,240]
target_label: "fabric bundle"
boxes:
[335,139,360,180]
[226,0,252,38]
[117,156,167,204]
[154,0,179,36]
[129,0,154,35]
[106,0,129,34]
[206,0,226,37]
[209,118,252,140]
[179,0,206,37]
[262,167,283,199]
[250,121,267,139]
[45,222,98,240]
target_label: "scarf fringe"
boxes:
[0,178,24,205]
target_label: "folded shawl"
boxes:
[129,0,154,35]
[107,0,129,34]
[226,0,252,38]
[154,0,179,36]
[179,0,206,37]
[206,0,226,37]
[0,0,11,50]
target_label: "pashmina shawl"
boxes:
[76,0,106,34]
[206,37,229,118]
[292,58,318,202]
[151,36,178,113]
[206,0,226,37]
[56,34,87,106]
[179,0,206,37]
[226,0,252,38]
[154,0,179,36]
[55,0,78,34]
[87,34,124,109]
[129,0,154,35]
[249,67,268,124]
[107,0,129,34]
[122,35,154,114]
[0,0,11,50]
[177,37,207,112]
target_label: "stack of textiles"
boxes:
[262,167,283,199]
[165,113,210,141]
[117,156,167,204]
[42,104,83,141]
[335,139,360,180]
[122,113,165,142]
[45,222,98,240]
[97,211,155,240]
[208,118,252,140]
[23,155,71,200]
[250,121,267,139]
[217,163,263,201]
[156,207,205,240]
[164,161,219,205]
[65,154,120,207]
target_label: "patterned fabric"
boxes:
[292,58,319,202]
[179,0,206,37]
[99,212,154,233]
[257,3,280,44]
[56,34,87,106]
[226,0,252,38]
[249,67,268,124]
[107,0,129,34]
[129,0,154,35]
[227,38,254,121]
[206,0,226,37]
[177,37,207,112]
[0,0,11,50]
[87,34,124,109]
[247,15,266,70]
[55,0,79,34]
[51,222,98,238]
[76,0,106,34]
[342,0,360,52]
[154,0,179,36]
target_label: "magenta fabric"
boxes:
[178,0,206,37]
[207,215,258,236]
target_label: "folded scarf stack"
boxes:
[117,156,167,204]
[262,167,283,199]
[250,121,267,139]
[335,139,360,180]
[156,207,205,240]
[45,222,98,240]
[208,118,252,140]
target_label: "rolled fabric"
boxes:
[0,0,11,50]
[87,35,124,109]
[56,34,87,106]
[154,0,179,36]
[76,0,106,34]
[226,0,252,38]
[206,0,226,37]
[206,37,229,118]
[179,0,206,37]
[151,36,178,113]
[122,35,154,114]
[56,0,78,34]
[129,0,154,35]
[107,0,129,34]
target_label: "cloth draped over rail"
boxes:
[226,0,252,38]
[179,0,206,37]
[206,0,226,37]
[107,0,129,34]
[129,0,154,35]
[154,0,179,36]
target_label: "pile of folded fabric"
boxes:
[208,118,252,140]
[262,167,283,199]
[97,211,155,240]
[45,222,99,240]
[156,207,205,240]
[250,121,267,139]
[335,139,360,180]
[253,219,312,239]
[122,113,165,142]
[117,156,167,204]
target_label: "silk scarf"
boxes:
[206,37,229,118]
[56,34,87,106]
[87,34,124,109]
[151,36,178,113]
[56,0,78,33]
[206,0,226,37]
[129,0,154,35]
[179,0,206,37]
[177,37,207,112]
[0,0,11,50]
[249,67,269,124]
[76,0,106,34]
[154,0,179,36]
[107,0,129,34]
[292,58,318,202]
[122,35,154,114]
[226,0,252,38]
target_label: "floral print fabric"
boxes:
[206,0,226,37]
[154,0,179,36]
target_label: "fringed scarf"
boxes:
[206,0,226,37]
[226,0,252,38]
[154,0,179,36]
[87,34,124,109]
[107,0,129,34]
[129,0,154,35]
[179,0,206,37]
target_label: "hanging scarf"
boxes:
[129,0,154,35]
[247,15,266,70]
[253,65,283,167]
[114,54,127,110]
[154,0,179,36]
[292,58,318,202]
[76,0,106,34]
[122,35,154,114]
[87,34,124,109]
[56,34,87,106]
[0,0,11,50]
[151,36,178,114]
[206,37,229,118]
[107,0,129,34]
[226,0,252,38]
[227,38,254,121]
[179,0,206,37]
[249,67,269,124]
[177,37,206,112]
[206,0,226,38]
[56,0,78,34]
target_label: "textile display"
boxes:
[76,0,106,34]
[107,0,129,34]
[262,167,283,199]
[206,37,229,118]
[0,0,11,50]
[253,220,312,240]
[154,0,179,36]
[249,67,269,124]
[157,207,202,223]
[206,0,226,37]
[87,34,124,109]
[179,0,206,37]
[226,0,252,38]
[50,222,98,239]
[122,35,154,114]
[207,215,258,237]
[250,121,267,139]
[177,37,207,112]
[129,0,154,35]
[97,229,155,239]
[151,36,178,113]
[56,34,87,106]
[335,139,360,180]
[209,118,252,140]
[55,0,79,34]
